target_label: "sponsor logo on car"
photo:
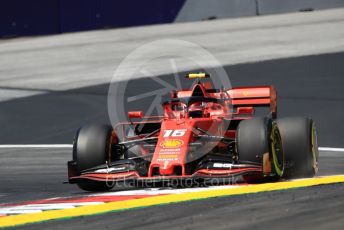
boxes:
[242,90,249,96]
[213,163,234,168]
[94,167,126,173]
[160,139,184,148]
[158,154,178,159]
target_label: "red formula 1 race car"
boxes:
[67,73,319,191]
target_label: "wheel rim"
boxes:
[311,122,319,173]
[270,123,284,177]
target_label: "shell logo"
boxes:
[160,139,184,148]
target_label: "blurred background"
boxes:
[1,0,344,37]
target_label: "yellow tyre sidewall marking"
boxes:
[270,122,283,177]
[311,122,319,173]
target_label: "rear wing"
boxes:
[227,86,277,118]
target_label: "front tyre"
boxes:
[73,124,115,191]
[277,117,319,179]
[236,117,284,180]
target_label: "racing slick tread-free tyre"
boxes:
[236,117,284,180]
[277,117,319,179]
[73,124,114,191]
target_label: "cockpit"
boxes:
[163,96,227,119]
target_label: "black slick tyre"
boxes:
[236,117,284,180]
[73,124,114,191]
[277,117,318,179]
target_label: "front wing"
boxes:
[68,161,264,185]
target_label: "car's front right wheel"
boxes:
[73,124,115,191]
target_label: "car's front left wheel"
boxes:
[236,117,284,181]
[277,117,318,179]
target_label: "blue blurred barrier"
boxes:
[58,0,185,33]
[1,0,343,37]
[0,0,60,37]
[0,0,185,37]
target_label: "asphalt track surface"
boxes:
[0,52,344,229]
[15,182,344,230]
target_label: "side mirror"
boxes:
[128,111,143,119]
[236,107,254,115]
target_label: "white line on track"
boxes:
[0,145,343,152]
[318,147,344,152]
[0,202,104,215]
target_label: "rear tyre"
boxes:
[277,117,318,179]
[236,117,284,180]
[73,124,115,191]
